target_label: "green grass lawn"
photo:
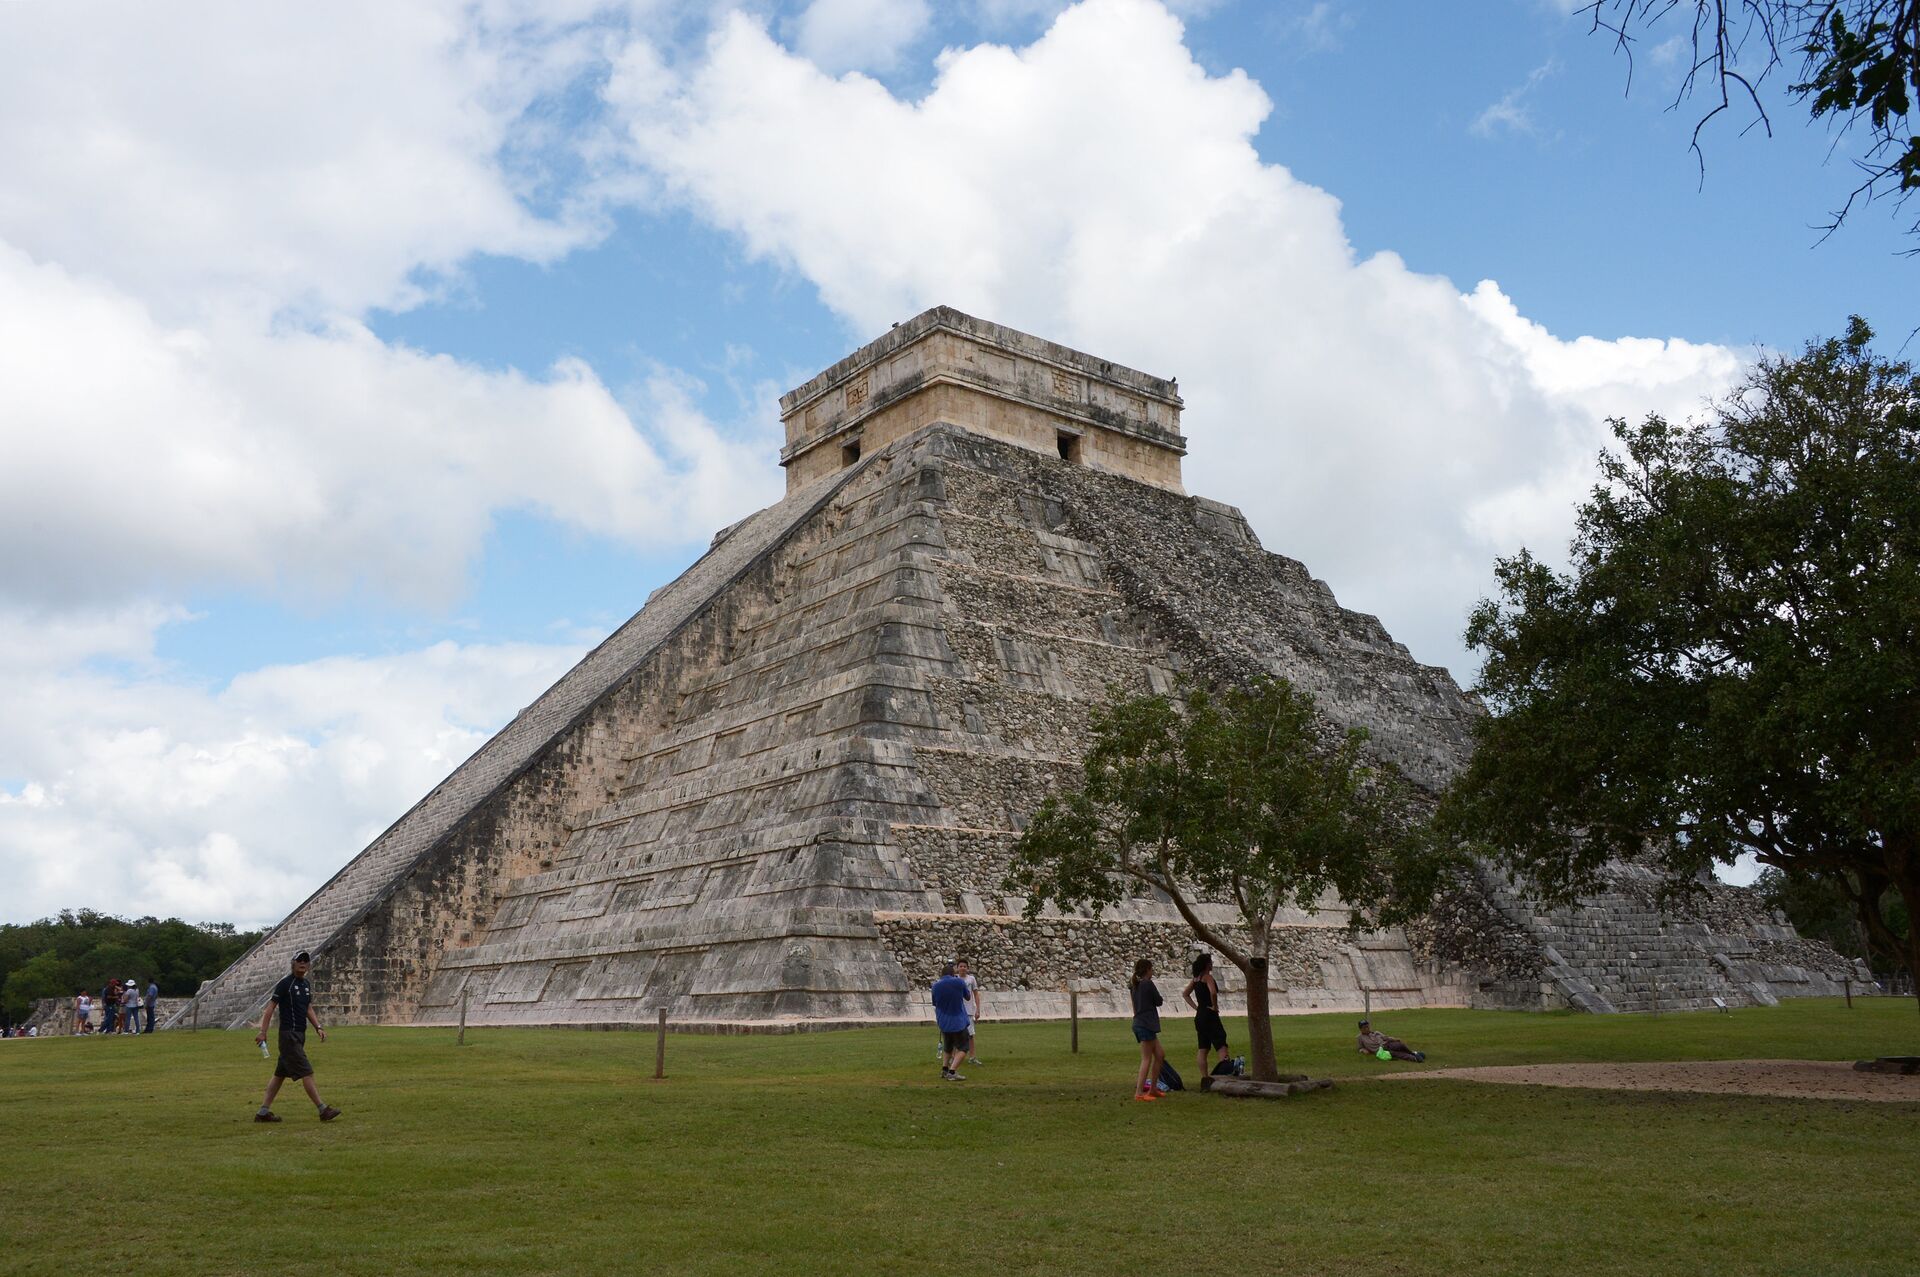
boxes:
[2,1000,1915,1276]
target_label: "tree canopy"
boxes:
[1005,677,1443,1082]
[0,910,262,1023]
[1582,2,1920,242]
[1442,318,1920,994]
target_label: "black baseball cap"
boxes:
[293,951,312,964]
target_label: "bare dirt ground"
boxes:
[1379,1059,1920,1103]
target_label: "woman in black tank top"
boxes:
[1182,952,1230,1080]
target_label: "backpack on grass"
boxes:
[1158,1061,1184,1091]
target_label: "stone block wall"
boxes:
[189,413,1862,1032]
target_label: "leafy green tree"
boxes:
[1582,2,1920,241]
[1442,319,1920,1000]
[1756,865,1912,974]
[1,950,76,1021]
[0,912,263,1020]
[1005,677,1443,1082]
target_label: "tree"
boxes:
[0,912,262,1019]
[1756,865,1912,973]
[1004,677,1444,1082]
[1441,318,1920,1001]
[1,950,75,1021]
[1581,2,1920,242]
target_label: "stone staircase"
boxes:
[1471,861,1865,1012]
[167,462,870,1031]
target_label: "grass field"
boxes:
[2,1000,1915,1276]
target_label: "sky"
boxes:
[1,0,1912,928]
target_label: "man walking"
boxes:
[253,952,341,1122]
[143,978,159,1034]
[955,957,984,1065]
[931,962,971,1082]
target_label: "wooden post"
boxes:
[1069,989,1079,1054]
[654,1006,667,1080]
[1844,975,1853,1008]
[458,985,468,1045]
[1363,988,1371,1018]
[191,1000,199,1033]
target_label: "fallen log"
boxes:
[1201,1075,1335,1098]
[1852,1056,1920,1075]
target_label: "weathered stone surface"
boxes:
[780,307,1187,493]
[180,307,1864,1031]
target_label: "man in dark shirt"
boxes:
[101,980,119,1034]
[253,951,340,1122]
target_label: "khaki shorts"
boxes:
[274,1032,313,1080]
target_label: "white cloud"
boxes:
[0,607,586,927]
[0,1,637,321]
[793,0,932,75]
[599,0,1746,673]
[1472,59,1559,138]
[0,0,787,923]
[0,0,784,612]
[0,244,782,609]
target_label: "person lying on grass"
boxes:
[1356,1019,1424,1063]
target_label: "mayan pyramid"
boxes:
[176,308,1865,1031]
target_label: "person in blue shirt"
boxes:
[930,963,972,1082]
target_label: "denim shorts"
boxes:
[1132,1023,1158,1043]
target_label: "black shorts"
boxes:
[1195,1011,1228,1051]
[274,1032,313,1080]
[941,1028,969,1053]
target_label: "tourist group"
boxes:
[70,978,159,1034]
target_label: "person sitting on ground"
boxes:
[1356,1019,1424,1063]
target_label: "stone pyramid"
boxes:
[178,308,1864,1031]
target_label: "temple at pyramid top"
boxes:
[778,305,1188,493]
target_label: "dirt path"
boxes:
[1377,1059,1920,1103]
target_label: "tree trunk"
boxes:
[1899,886,1920,1014]
[1872,837,1918,1013]
[1243,957,1279,1082]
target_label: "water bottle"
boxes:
[259,1039,270,1059]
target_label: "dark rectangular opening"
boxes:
[1057,431,1081,463]
[841,438,862,467]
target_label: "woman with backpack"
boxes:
[1182,952,1230,1081]
[1129,958,1165,1102]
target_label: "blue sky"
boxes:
[0,0,1911,925]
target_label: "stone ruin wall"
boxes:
[847,435,1479,1017]
[213,419,1870,1030]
